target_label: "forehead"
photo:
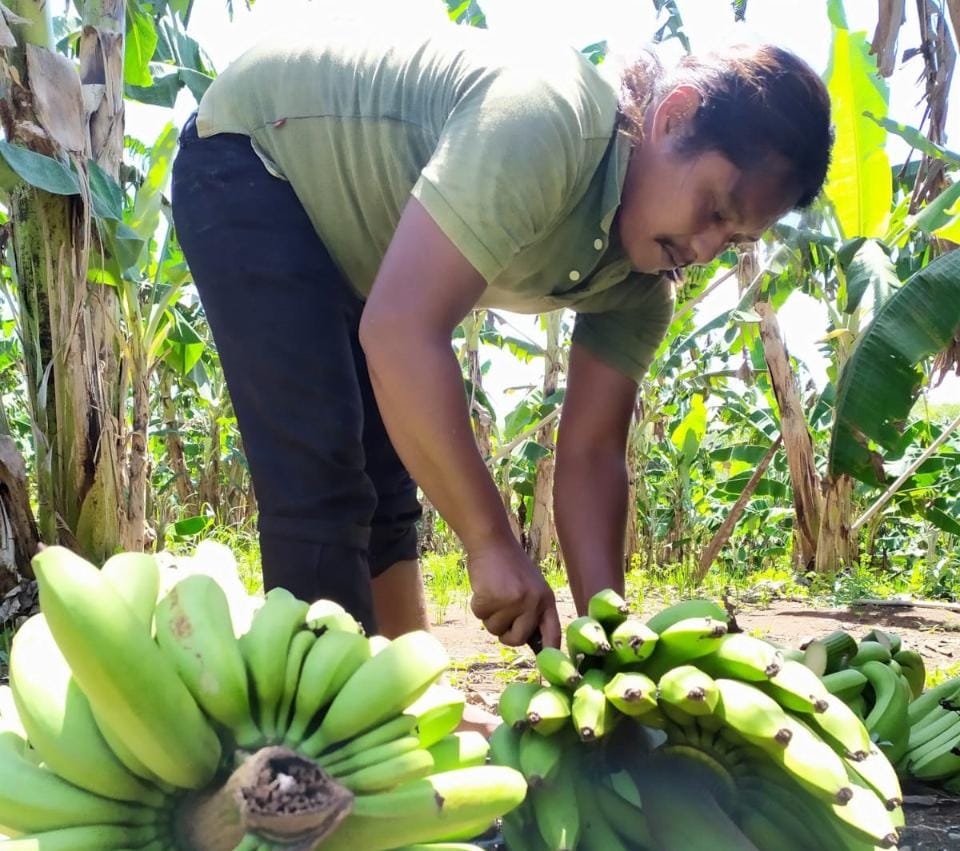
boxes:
[727,157,800,235]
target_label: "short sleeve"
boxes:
[411,72,586,283]
[572,275,676,383]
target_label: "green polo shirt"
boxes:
[196,23,674,382]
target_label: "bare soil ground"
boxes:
[434,589,960,850]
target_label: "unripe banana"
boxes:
[643,616,728,678]
[154,574,261,748]
[0,735,158,835]
[645,598,728,633]
[99,552,160,630]
[325,735,422,777]
[862,628,900,655]
[905,704,960,753]
[275,629,317,740]
[858,660,909,764]
[805,694,873,760]
[908,676,960,723]
[320,766,528,851]
[498,682,541,732]
[0,685,26,740]
[535,648,581,689]
[526,686,571,736]
[904,718,960,780]
[530,757,579,850]
[239,587,310,739]
[821,668,868,702]
[658,664,719,717]
[829,782,899,848]
[311,610,364,635]
[593,777,652,849]
[565,617,610,659]
[819,630,858,674]
[9,614,166,806]
[518,728,563,787]
[404,684,465,748]
[337,747,435,793]
[757,659,829,714]
[0,824,164,851]
[284,630,371,751]
[698,632,783,681]
[608,618,658,667]
[309,630,449,751]
[586,588,629,630]
[572,670,613,742]
[602,671,657,717]
[772,715,856,804]
[850,640,892,666]
[315,714,418,768]
[31,546,221,789]
[893,648,925,698]
[427,731,489,773]
[488,722,522,772]
[848,747,903,813]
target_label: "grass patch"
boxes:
[422,551,470,625]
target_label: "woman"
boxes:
[171,21,832,651]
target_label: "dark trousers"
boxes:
[171,115,421,633]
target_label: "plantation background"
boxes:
[0,0,959,692]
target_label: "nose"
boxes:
[690,226,732,265]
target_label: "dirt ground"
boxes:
[434,588,960,850]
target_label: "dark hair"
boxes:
[620,45,833,208]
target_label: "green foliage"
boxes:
[422,551,470,625]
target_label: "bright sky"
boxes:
[128,0,960,411]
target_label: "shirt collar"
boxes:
[600,128,633,236]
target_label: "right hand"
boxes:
[467,537,561,649]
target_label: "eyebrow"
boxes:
[726,192,764,243]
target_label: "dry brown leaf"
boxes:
[25,44,85,153]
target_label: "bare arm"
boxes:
[359,198,560,648]
[554,342,638,614]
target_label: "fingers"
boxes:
[539,599,562,650]
[500,602,545,647]
[479,602,523,639]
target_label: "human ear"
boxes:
[651,84,703,139]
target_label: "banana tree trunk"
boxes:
[2,0,124,561]
[528,311,562,565]
[695,435,782,584]
[755,300,823,569]
[815,472,854,574]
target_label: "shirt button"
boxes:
[594,238,604,250]
[569,270,581,282]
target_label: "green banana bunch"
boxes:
[489,593,905,851]
[31,546,221,790]
[284,629,371,750]
[8,614,167,807]
[154,573,262,749]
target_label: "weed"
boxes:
[422,551,469,625]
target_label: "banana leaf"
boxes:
[829,250,960,486]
